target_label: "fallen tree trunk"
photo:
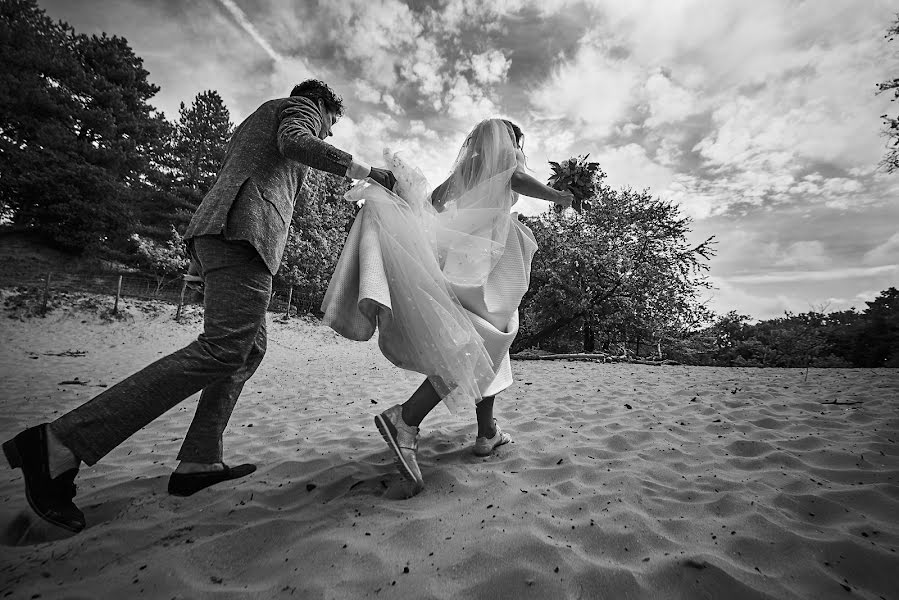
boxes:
[510,352,680,366]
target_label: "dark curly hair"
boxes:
[290,79,344,117]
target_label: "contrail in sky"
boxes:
[217,0,283,62]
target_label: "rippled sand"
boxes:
[1,298,897,599]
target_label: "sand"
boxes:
[0,295,897,599]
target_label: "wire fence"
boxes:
[5,270,323,318]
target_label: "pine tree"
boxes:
[132,90,233,239]
[172,90,233,197]
[0,0,166,253]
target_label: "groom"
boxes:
[2,79,396,533]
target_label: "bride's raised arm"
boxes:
[431,163,573,210]
[511,169,573,208]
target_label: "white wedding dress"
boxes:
[321,120,537,413]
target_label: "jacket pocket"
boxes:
[257,185,292,226]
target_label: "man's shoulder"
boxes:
[243,96,314,117]
[259,95,316,111]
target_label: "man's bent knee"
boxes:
[191,338,255,373]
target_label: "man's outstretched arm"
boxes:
[277,97,394,188]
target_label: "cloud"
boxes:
[354,80,403,114]
[705,268,899,321]
[704,276,800,320]
[725,265,898,285]
[331,111,463,187]
[531,39,640,138]
[772,241,830,269]
[593,143,674,191]
[525,0,897,219]
[399,37,447,103]
[268,57,314,98]
[326,0,422,89]
[642,69,701,127]
[429,0,530,34]
[863,232,899,265]
[445,74,502,120]
[407,120,440,140]
[466,49,511,86]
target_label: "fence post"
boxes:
[285,286,294,319]
[175,280,187,322]
[113,275,123,314]
[40,271,52,316]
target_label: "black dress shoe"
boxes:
[3,424,86,533]
[167,463,256,497]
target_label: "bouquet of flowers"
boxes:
[548,154,602,213]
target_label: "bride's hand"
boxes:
[554,189,574,209]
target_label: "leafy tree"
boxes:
[0,0,166,253]
[711,311,751,352]
[129,225,189,294]
[854,287,899,366]
[515,167,715,356]
[755,313,831,368]
[820,307,863,360]
[878,13,899,173]
[275,169,355,311]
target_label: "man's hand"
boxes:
[368,167,397,191]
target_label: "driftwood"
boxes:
[510,352,680,366]
[511,352,611,361]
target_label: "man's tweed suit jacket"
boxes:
[185,95,352,274]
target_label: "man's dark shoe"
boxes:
[3,424,86,533]
[167,463,257,497]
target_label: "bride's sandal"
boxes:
[473,420,512,456]
[375,405,424,491]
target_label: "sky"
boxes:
[40,0,899,321]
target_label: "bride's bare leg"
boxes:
[473,395,510,456]
[401,379,442,427]
[475,396,497,438]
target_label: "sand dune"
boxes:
[0,297,897,599]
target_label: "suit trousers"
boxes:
[50,235,272,465]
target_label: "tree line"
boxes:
[1,0,231,253]
[0,0,355,300]
[672,289,898,368]
[1,0,895,367]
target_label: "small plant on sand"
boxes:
[3,286,58,318]
[130,226,190,295]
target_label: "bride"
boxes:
[321,119,573,493]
